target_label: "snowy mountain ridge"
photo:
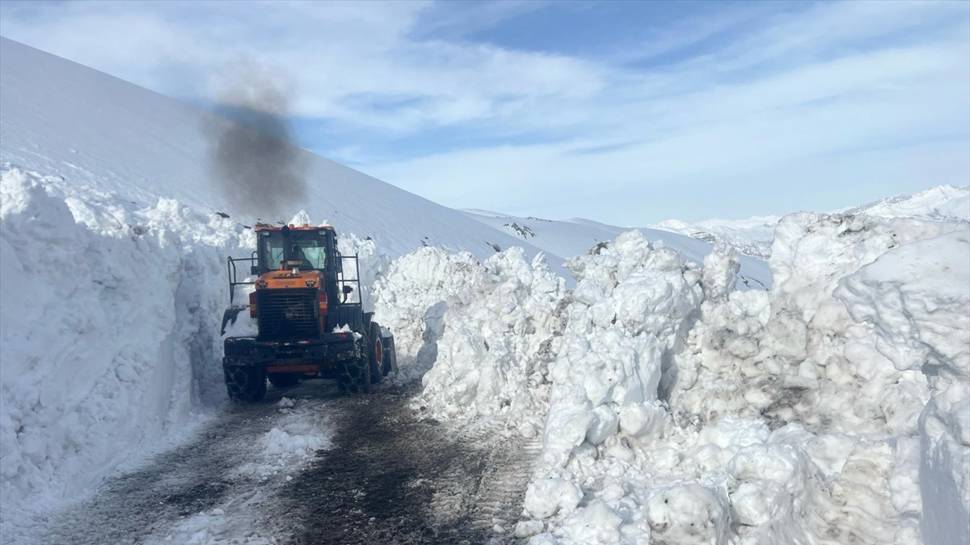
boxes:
[464,184,970,265]
[461,210,772,290]
[652,215,780,259]
[651,184,969,258]
[844,183,970,221]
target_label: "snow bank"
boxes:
[541,231,703,466]
[0,167,253,524]
[337,231,389,312]
[373,245,570,436]
[373,247,489,382]
[673,213,959,432]
[414,247,567,435]
[400,212,969,544]
[835,229,970,544]
[639,213,967,545]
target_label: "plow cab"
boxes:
[221,223,396,402]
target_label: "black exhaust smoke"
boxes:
[206,65,307,219]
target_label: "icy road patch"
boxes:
[31,385,335,545]
[231,398,333,480]
[141,397,334,545]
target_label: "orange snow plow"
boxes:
[221,223,395,401]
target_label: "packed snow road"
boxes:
[33,381,534,545]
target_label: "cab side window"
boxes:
[260,236,285,270]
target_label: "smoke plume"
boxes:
[206,66,307,219]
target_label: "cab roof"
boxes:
[254,223,335,232]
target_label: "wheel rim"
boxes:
[375,337,383,366]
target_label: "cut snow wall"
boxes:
[390,214,969,545]
[372,247,490,383]
[0,168,251,524]
[413,247,567,435]
[833,228,970,545]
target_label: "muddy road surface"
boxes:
[33,380,536,545]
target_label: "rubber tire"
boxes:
[368,322,383,385]
[224,366,267,402]
[337,340,371,394]
[381,335,396,376]
[267,373,300,388]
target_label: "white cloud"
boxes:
[365,20,970,222]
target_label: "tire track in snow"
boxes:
[430,418,544,540]
[465,437,542,534]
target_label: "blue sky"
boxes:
[1,0,968,224]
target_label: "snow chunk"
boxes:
[524,478,583,519]
[646,484,730,545]
[234,406,332,479]
[289,209,312,226]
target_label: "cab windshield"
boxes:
[259,230,328,271]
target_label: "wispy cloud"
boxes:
[0,0,967,223]
[1,1,602,131]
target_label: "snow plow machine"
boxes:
[220,223,396,401]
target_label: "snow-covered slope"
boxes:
[652,185,970,259]
[0,37,549,261]
[844,184,970,222]
[652,216,779,259]
[462,210,771,290]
